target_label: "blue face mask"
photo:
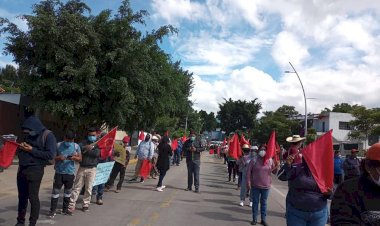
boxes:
[88,135,97,142]
[64,141,73,147]
[190,137,196,141]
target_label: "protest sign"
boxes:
[93,161,115,186]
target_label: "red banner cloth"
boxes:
[0,140,20,168]
[264,131,276,165]
[209,149,215,154]
[138,130,145,142]
[240,134,250,145]
[139,159,152,178]
[302,130,334,193]
[182,136,187,143]
[171,139,178,152]
[228,134,242,160]
[97,127,117,160]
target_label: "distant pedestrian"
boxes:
[155,136,173,191]
[333,151,344,185]
[236,144,254,207]
[183,131,205,193]
[150,135,159,179]
[48,131,81,218]
[343,148,361,180]
[173,138,183,166]
[330,142,380,225]
[247,145,278,226]
[129,134,154,183]
[16,116,57,226]
[68,127,100,214]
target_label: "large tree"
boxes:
[217,98,262,134]
[199,110,218,132]
[0,0,193,131]
[349,106,380,148]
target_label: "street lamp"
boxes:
[285,62,308,137]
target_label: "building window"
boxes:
[322,122,326,132]
[339,121,351,130]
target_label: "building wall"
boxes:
[328,112,355,142]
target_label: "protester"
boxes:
[48,131,81,218]
[330,142,380,225]
[155,136,173,191]
[16,116,57,226]
[129,134,154,183]
[68,128,100,213]
[247,145,278,226]
[227,154,238,183]
[278,150,330,226]
[92,132,107,205]
[333,150,344,185]
[150,135,159,179]
[173,138,183,166]
[283,135,304,164]
[183,131,205,193]
[343,148,361,180]
[105,141,130,193]
[236,144,254,207]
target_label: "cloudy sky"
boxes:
[1,0,380,115]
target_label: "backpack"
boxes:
[37,129,54,165]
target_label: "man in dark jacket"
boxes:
[16,116,57,226]
[343,149,361,180]
[68,128,100,214]
[183,131,204,193]
[331,143,380,226]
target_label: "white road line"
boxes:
[271,184,287,199]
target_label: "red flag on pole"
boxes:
[182,135,187,143]
[264,131,276,165]
[0,140,20,168]
[139,159,152,178]
[171,139,178,152]
[97,127,117,160]
[228,134,242,160]
[240,134,250,145]
[302,130,334,193]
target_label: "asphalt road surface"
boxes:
[0,154,289,226]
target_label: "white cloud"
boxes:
[0,8,28,31]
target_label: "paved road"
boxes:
[0,154,288,226]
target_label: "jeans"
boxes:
[157,169,167,187]
[173,151,181,165]
[286,203,328,226]
[237,171,242,187]
[51,173,75,212]
[240,171,249,201]
[228,161,237,181]
[17,165,44,225]
[92,184,105,200]
[106,162,126,190]
[187,160,200,190]
[251,187,270,222]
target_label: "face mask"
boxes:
[258,150,266,157]
[64,141,73,147]
[190,137,196,141]
[88,135,96,142]
[369,168,380,186]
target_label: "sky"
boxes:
[1,0,380,115]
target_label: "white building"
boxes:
[312,112,378,155]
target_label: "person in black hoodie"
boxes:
[68,128,100,214]
[16,116,57,226]
[155,136,173,192]
[330,143,380,226]
[183,131,204,193]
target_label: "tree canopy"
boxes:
[0,0,193,132]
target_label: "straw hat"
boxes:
[286,135,306,143]
[242,144,250,149]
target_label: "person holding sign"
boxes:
[48,131,81,218]
[68,128,100,214]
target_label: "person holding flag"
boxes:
[278,132,333,226]
[247,144,278,226]
[68,127,100,214]
[129,133,154,183]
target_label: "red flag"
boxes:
[171,139,178,152]
[240,134,250,145]
[182,135,187,143]
[228,134,242,160]
[139,159,152,178]
[0,140,20,168]
[138,130,145,141]
[97,127,117,160]
[302,130,334,193]
[264,131,276,165]
[274,142,281,164]
[209,149,215,154]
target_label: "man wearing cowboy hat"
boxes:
[343,148,361,180]
[283,135,306,164]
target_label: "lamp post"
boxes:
[285,62,308,137]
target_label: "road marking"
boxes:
[160,190,178,208]
[271,184,287,198]
[37,219,56,224]
[128,218,141,226]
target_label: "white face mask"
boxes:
[370,168,380,186]
[258,150,266,157]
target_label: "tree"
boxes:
[217,98,262,134]
[199,110,218,132]
[0,0,193,132]
[332,103,361,113]
[348,106,380,149]
[0,64,21,93]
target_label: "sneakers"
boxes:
[129,178,137,182]
[140,178,145,183]
[250,220,257,225]
[161,185,166,189]
[82,206,89,212]
[96,199,103,205]
[239,201,244,207]
[115,189,121,193]
[156,187,163,192]
[249,202,253,207]
[47,210,56,218]
[194,189,199,193]
[185,188,192,191]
